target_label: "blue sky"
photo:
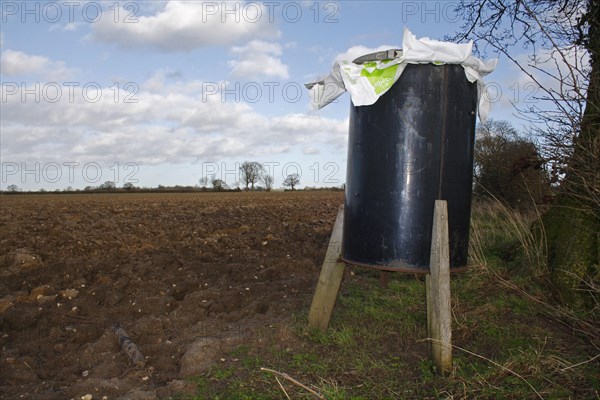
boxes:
[1,1,532,190]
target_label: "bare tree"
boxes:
[261,174,274,191]
[283,173,300,190]
[99,181,116,190]
[239,161,264,190]
[452,0,599,305]
[211,179,228,192]
[6,184,19,192]
[198,176,209,188]
[451,1,593,179]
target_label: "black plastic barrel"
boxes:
[342,63,477,273]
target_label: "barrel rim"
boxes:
[340,256,468,274]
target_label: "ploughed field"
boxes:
[0,191,343,399]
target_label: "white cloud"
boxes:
[228,40,289,79]
[0,49,74,80]
[48,23,82,32]
[1,50,50,75]
[63,22,83,31]
[0,76,347,166]
[91,1,278,52]
[142,69,183,93]
[303,146,320,155]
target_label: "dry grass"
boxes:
[470,198,600,351]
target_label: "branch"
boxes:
[520,0,581,94]
[456,0,489,42]
[481,36,580,128]
[260,367,325,399]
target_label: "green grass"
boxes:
[181,201,599,399]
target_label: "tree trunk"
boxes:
[541,0,599,307]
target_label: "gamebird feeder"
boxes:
[306,28,497,273]
[342,63,477,272]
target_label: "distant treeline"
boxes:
[0,185,345,195]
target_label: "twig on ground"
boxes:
[51,311,91,321]
[260,367,325,399]
[560,353,600,372]
[275,376,292,400]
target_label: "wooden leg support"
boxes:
[379,271,390,288]
[426,200,453,374]
[308,206,345,332]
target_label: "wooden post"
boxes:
[379,271,390,288]
[308,206,345,331]
[426,200,452,374]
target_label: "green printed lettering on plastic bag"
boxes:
[360,62,400,94]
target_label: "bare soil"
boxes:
[0,191,343,399]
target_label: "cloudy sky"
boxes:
[1,1,531,190]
